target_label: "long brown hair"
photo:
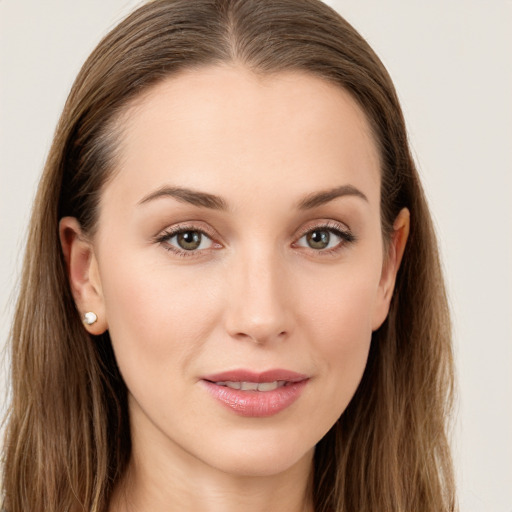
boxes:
[2,1,456,510]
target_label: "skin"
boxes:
[60,66,409,512]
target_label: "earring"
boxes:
[83,312,98,325]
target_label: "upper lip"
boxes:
[202,369,308,383]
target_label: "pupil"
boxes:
[307,230,330,249]
[177,231,201,250]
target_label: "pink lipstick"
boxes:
[201,369,308,417]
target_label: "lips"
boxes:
[201,369,309,417]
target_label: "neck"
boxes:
[112,460,314,512]
[109,400,315,512]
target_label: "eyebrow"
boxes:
[137,184,368,211]
[296,184,368,209]
[138,186,228,210]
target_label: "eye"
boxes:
[156,226,217,255]
[295,223,355,252]
[171,230,212,251]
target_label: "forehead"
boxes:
[105,65,381,211]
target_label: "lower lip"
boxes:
[202,380,308,417]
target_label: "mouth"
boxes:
[201,369,309,417]
[210,380,290,391]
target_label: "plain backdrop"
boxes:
[1,1,511,511]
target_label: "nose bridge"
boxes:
[224,244,290,344]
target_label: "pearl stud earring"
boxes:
[83,312,98,325]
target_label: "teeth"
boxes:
[215,380,286,391]
[257,381,279,391]
[240,382,259,391]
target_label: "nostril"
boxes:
[232,329,288,345]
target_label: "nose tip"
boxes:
[224,257,291,345]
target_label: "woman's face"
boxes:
[69,66,403,478]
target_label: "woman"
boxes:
[1,0,456,511]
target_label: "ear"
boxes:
[372,208,410,331]
[59,217,108,335]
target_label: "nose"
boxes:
[224,249,292,345]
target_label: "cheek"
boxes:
[98,253,223,380]
[296,263,380,412]
[299,258,380,344]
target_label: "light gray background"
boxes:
[1,1,511,510]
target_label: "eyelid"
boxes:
[294,219,351,240]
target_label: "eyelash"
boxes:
[154,221,356,259]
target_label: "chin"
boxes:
[193,426,317,478]
[217,449,313,479]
